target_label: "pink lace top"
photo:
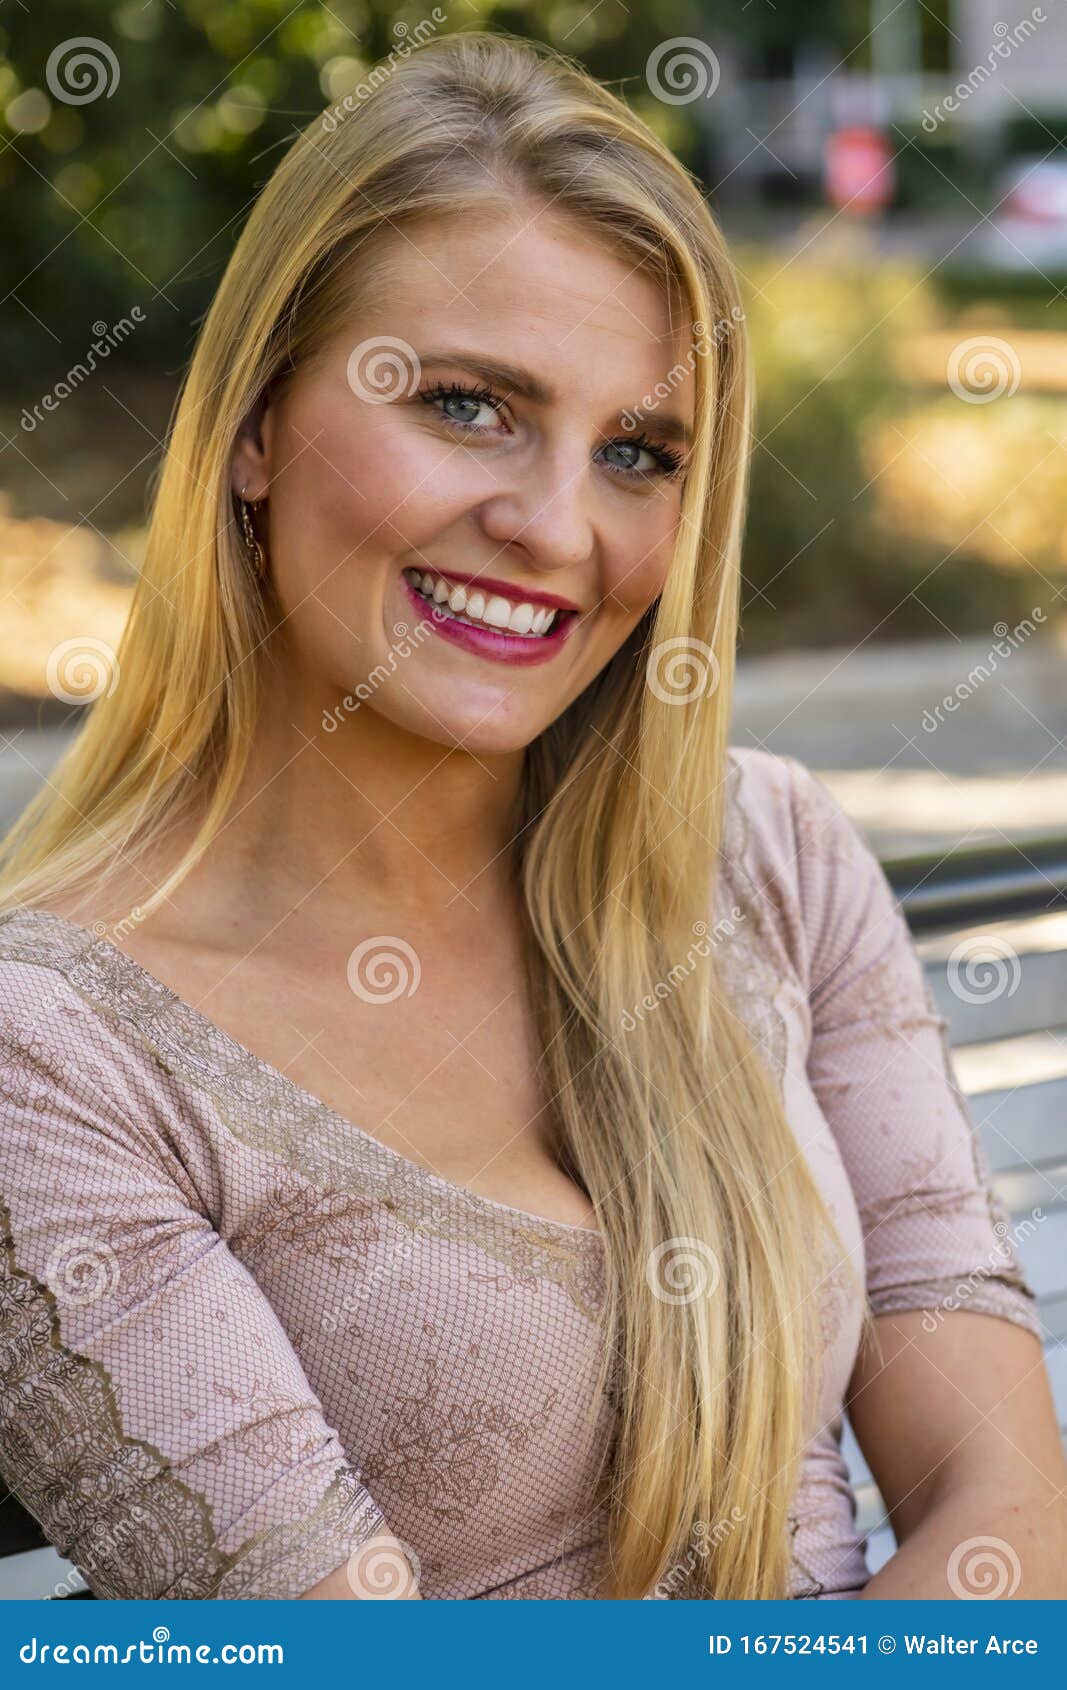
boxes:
[0,748,1041,1600]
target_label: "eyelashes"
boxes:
[415,378,686,482]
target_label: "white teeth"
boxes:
[404,569,562,638]
[484,595,512,628]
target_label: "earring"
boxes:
[237,485,267,577]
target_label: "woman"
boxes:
[0,31,1063,1602]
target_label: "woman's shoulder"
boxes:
[722,744,869,903]
[0,903,153,1102]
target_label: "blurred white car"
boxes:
[981,155,1067,272]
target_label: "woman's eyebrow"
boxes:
[413,347,693,447]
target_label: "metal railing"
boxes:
[883,833,1067,932]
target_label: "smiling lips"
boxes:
[401,566,580,666]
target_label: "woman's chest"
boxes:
[218,1159,614,1595]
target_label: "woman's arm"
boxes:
[847,1308,1067,1598]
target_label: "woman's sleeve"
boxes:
[0,979,389,1599]
[785,755,1043,1339]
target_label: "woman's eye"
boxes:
[602,435,686,483]
[418,382,503,432]
[418,383,684,482]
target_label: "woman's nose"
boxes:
[477,445,595,576]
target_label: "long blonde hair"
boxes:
[0,30,861,1598]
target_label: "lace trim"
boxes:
[0,1199,384,1598]
[0,908,607,1323]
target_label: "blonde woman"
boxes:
[0,31,1063,1603]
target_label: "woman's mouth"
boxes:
[400,567,579,666]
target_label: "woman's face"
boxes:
[232,205,698,754]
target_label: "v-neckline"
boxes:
[3,906,605,1251]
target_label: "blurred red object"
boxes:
[824,126,895,212]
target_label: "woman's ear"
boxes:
[230,391,274,501]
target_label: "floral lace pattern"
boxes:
[0,745,1045,1602]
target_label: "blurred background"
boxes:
[2,0,1067,856]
